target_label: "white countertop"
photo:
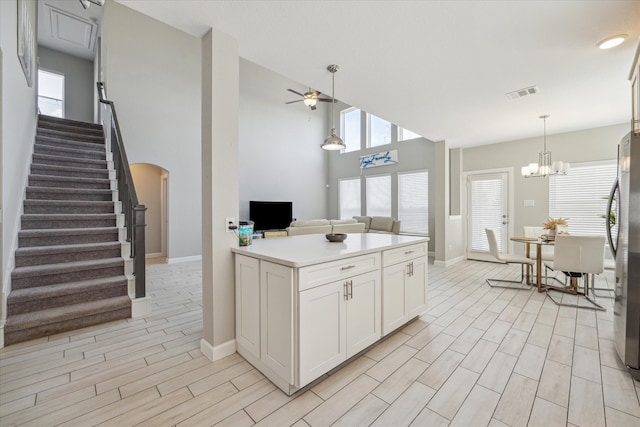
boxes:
[231,233,429,267]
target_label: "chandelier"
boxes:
[521,115,569,178]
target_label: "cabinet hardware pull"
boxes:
[344,282,348,301]
[341,265,356,271]
[404,250,414,255]
[349,280,353,299]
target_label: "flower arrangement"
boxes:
[542,217,568,230]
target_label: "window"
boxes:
[398,171,428,234]
[366,174,391,217]
[38,70,64,118]
[339,178,361,220]
[368,114,392,148]
[340,108,361,152]
[549,160,616,236]
[398,127,421,142]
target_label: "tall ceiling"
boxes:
[115,1,639,148]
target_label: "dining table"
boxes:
[510,236,554,292]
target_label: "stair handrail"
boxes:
[97,82,146,299]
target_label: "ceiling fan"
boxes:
[285,88,335,110]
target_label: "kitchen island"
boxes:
[232,233,429,394]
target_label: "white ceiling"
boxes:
[115,1,639,148]
[38,0,102,60]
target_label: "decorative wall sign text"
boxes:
[359,150,398,169]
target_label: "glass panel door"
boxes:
[467,172,508,261]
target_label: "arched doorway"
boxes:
[130,164,169,262]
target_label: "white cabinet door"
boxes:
[346,270,381,357]
[406,256,428,318]
[260,261,294,383]
[382,262,407,335]
[235,255,260,359]
[298,280,346,387]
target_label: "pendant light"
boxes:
[321,65,345,151]
[521,114,570,178]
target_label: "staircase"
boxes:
[4,115,131,346]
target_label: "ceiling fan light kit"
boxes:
[321,64,346,151]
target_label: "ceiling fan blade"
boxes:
[317,98,337,103]
[287,88,305,97]
[285,99,303,104]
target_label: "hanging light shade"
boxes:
[321,65,345,151]
[521,115,569,178]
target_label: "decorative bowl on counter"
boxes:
[325,233,347,243]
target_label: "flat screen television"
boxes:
[249,201,293,231]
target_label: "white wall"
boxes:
[38,46,94,123]
[239,59,329,222]
[462,123,628,254]
[102,1,201,261]
[1,0,38,321]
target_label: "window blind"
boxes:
[339,178,361,220]
[549,160,616,236]
[398,171,428,235]
[366,175,391,217]
[470,177,504,252]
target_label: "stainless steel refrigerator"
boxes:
[609,131,640,380]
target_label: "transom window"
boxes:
[368,114,392,148]
[398,127,421,142]
[340,108,361,152]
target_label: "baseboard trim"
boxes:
[146,253,165,259]
[168,255,202,264]
[200,338,236,362]
[0,321,5,349]
[434,256,464,267]
[131,296,152,318]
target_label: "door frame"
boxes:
[462,167,515,261]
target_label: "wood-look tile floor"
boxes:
[1,258,639,426]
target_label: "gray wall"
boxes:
[38,46,94,123]
[130,164,163,256]
[462,123,628,254]
[239,59,329,222]
[102,1,201,261]
[327,126,436,252]
[1,0,39,321]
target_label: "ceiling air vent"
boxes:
[506,85,539,100]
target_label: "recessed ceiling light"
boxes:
[596,34,627,50]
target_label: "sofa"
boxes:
[286,219,366,236]
[353,216,401,235]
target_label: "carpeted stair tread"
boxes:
[37,128,104,145]
[15,241,121,259]
[21,213,117,230]
[38,115,103,132]
[7,276,128,306]
[35,142,106,160]
[36,135,105,152]
[29,174,111,189]
[12,257,124,280]
[26,187,113,201]
[31,164,109,179]
[32,152,107,169]
[23,200,114,215]
[18,226,119,248]
[4,296,131,335]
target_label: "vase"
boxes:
[547,227,556,240]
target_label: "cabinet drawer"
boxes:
[382,243,427,267]
[298,253,380,291]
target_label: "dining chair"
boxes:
[543,234,606,311]
[485,228,535,290]
[523,226,554,261]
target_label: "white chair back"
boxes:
[553,235,605,275]
[485,228,502,262]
